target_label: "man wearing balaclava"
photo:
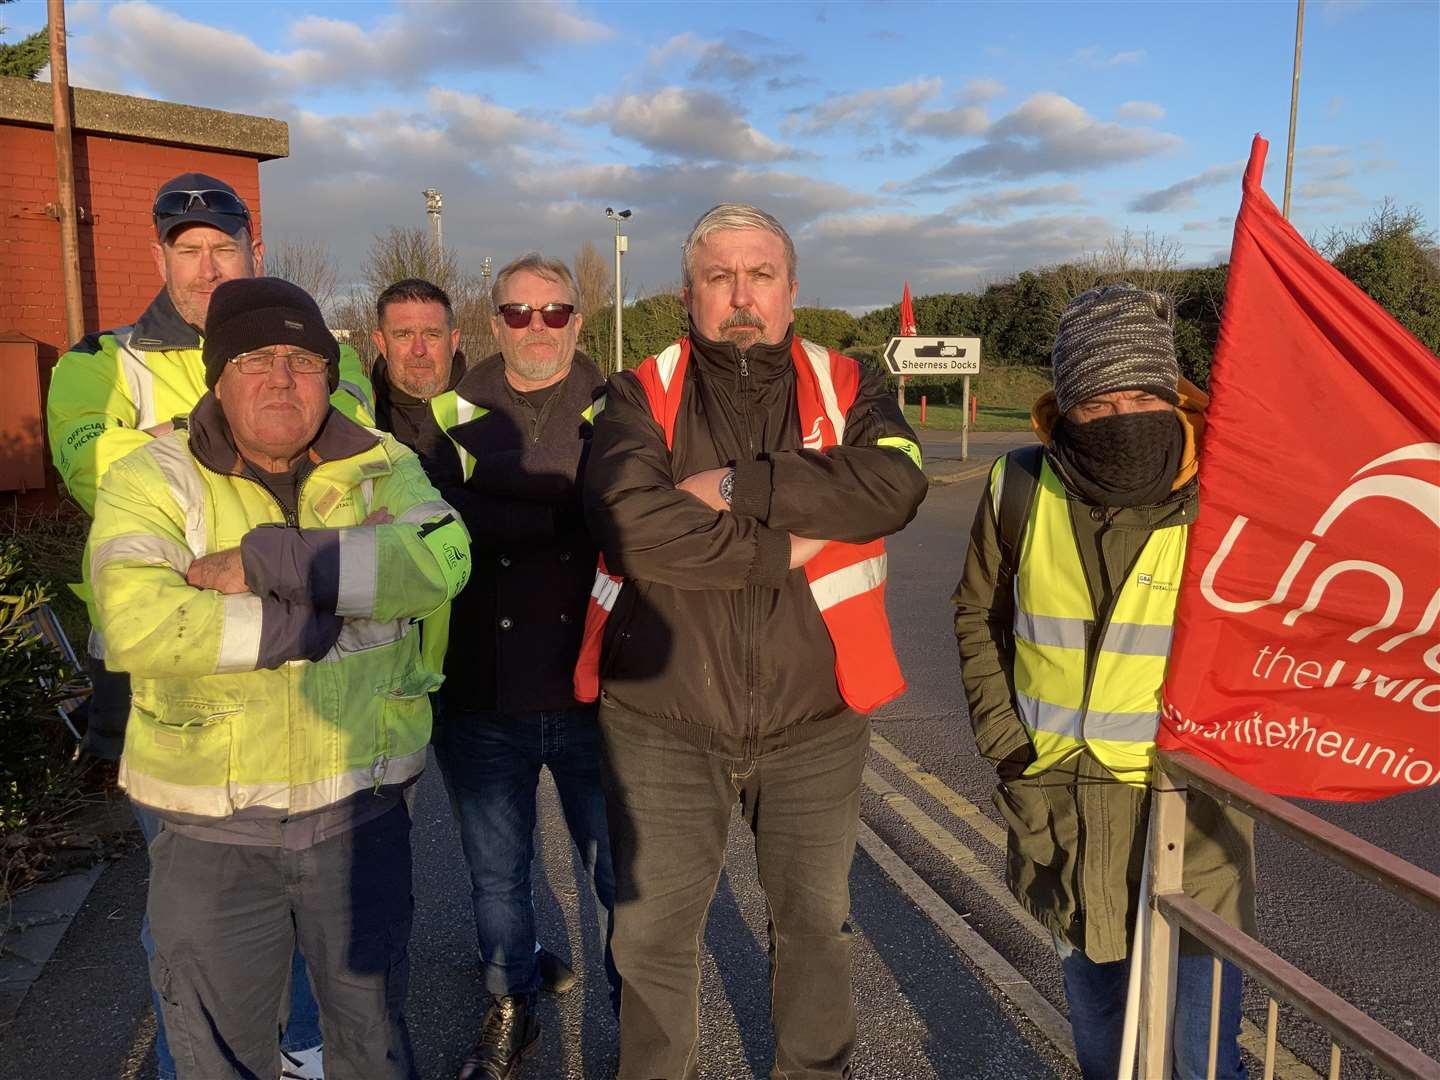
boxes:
[952,283,1256,1080]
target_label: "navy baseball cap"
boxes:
[153,172,251,242]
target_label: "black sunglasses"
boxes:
[496,302,576,330]
[152,188,251,220]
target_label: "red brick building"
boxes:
[0,77,286,498]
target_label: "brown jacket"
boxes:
[952,381,1256,962]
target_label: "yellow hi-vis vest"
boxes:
[421,388,605,680]
[93,430,465,819]
[1000,453,1188,786]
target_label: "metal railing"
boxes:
[1138,749,1440,1080]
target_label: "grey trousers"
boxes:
[145,804,418,1080]
[599,705,869,1080]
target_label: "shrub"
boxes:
[0,540,75,837]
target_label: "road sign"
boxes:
[884,336,981,375]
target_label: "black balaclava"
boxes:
[1051,409,1185,508]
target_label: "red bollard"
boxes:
[920,395,927,424]
[970,394,979,424]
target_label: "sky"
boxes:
[8,0,1439,310]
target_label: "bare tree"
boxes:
[328,226,496,372]
[1049,228,1187,316]
[264,237,339,312]
[573,241,612,319]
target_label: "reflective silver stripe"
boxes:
[1014,609,1088,650]
[90,533,193,582]
[1102,621,1174,657]
[336,527,379,617]
[115,329,159,429]
[1014,612,1172,655]
[396,499,452,525]
[121,746,429,818]
[652,342,684,389]
[798,340,847,441]
[1016,693,1159,743]
[359,478,375,513]
[453,397,479,481]
[591,571,622,612]
[216,593,263,673]
[317,618,412,661]
[337,379,370,409]
[142,437,208,554]
[809,553,887,611]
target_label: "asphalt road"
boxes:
[2,433,1434,1080]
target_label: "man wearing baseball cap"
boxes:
[953,283,1256,1079]
[90,276,469,1080]
[46,172,375,1079]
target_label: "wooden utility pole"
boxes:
[48,0,84,344]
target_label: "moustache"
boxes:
[719,310,765,333]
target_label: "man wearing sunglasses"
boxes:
[579,204,928,1080]
[415,254,617,1080]
[45,171,375,1080]
[90,275,468,1080]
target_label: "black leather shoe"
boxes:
[456,995,539,1080]
[537,946,576,995]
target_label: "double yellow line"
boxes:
[863,730,1320,1080]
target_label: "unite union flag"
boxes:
[1158,135,1440,801]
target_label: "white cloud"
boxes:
[907,92,1180,187]
[946,184,1089,221]
[793,77,944,135]
[647,30,806,88]
[71,0,614,108]
[1117,101,1166,122]
[1072,46,1146,67]
[1130,162,1239,212]
[800,210,1118,299]
[572,88,801,163]
[1182,216,1234,232]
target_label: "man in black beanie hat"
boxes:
[89,275,471,1080]
[953,283,1255,1079]
[45,172,376,1080]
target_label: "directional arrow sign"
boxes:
[884,336,982,375]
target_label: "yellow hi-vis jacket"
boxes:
[90,407,468,821]
[1005,454,1188,786]
[46,288,375,621]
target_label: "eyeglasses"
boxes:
[228,349,329,376]
[152,188,251,220]
[496,302,576,330]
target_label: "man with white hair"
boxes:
[580,204,927,1079]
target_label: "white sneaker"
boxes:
[280,1045,324,1080]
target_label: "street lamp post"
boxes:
[606,207,632,374]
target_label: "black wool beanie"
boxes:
[202,277,341,389]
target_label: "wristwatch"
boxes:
[718,467,735,506]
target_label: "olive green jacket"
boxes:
[951,384,1256,962]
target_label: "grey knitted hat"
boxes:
[1051,282,1179,415]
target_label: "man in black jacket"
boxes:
[582,204,928,1080]
[416,254,616,1080]
[371,278,466,449]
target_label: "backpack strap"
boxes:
[997,443,1044,568]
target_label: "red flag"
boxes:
[899,282,918,336]
[1158,135,1440,802]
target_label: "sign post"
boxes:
[884,336,982,461]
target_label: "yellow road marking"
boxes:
[870,731,1007,850]
[865,735,1321,1080]
[862,766,1052,948]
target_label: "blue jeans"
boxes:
[433,706,619,1005]
[132,803,323,1079]
[1061,944,1248,1080]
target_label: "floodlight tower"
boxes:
[605,207,632,374]
[422,188,443,258]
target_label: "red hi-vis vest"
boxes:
[573,337,906,713]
